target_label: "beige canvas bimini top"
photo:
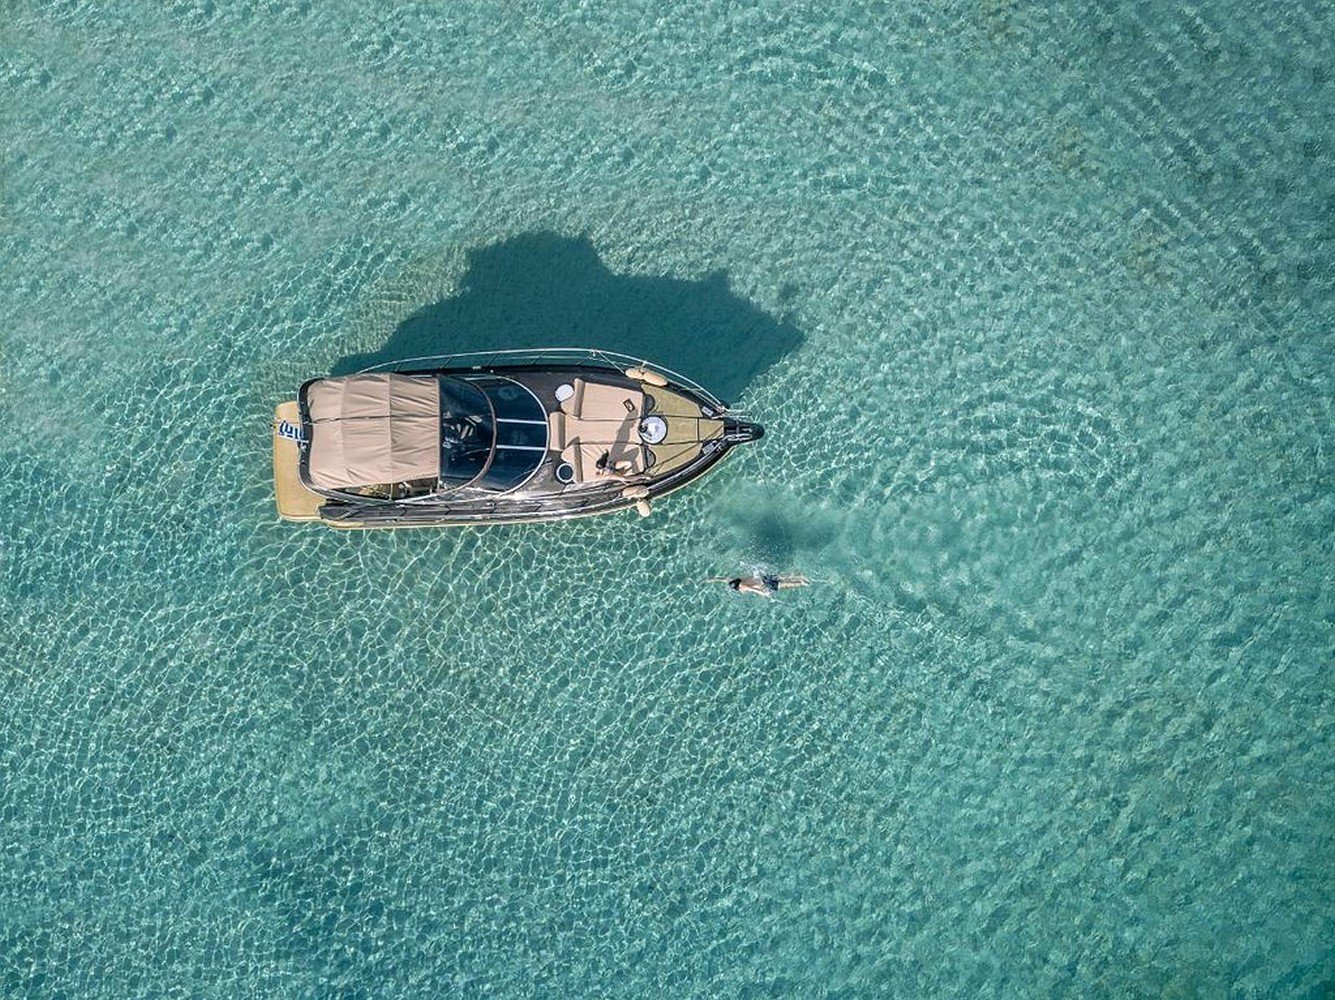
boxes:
[305,374,441,489]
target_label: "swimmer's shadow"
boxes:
[334,232,803,404]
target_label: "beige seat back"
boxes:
[560,379,644,421]
[548,411,570,451]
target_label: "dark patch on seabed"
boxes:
[334,232,805,404]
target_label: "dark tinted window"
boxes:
[480,448,540,491]
[482,379,545,423]
[496,421,546,449]
[438,378,494,487]
[467,376,548,492]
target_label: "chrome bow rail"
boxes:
[358,347,735,413]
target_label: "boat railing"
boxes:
[358,347,737,413]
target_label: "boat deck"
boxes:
[273,402,323,521]
[513,370,724,492]
[274,363,742,527]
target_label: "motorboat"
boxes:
[272,348,763,528]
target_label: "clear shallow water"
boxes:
[2,1,1332,995]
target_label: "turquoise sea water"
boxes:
[3,1,1332,995]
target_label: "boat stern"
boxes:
[272,401,323,521]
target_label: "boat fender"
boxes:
[620,485,650,499]
[625,367,669,387]
[635,499,652,517]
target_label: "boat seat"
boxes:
[560,379,644,421]
[549,380,650,484]
[560,441,646,483]
[548,411,570,451]
[548,411,636,451]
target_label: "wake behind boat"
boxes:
[272,348,763,528]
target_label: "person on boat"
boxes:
[726,574,809,596]
[594,451,636,478]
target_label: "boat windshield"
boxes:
[439,378,495,487]
[466,376,548,492]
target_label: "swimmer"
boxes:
[724,574,810,597]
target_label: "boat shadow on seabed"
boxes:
[333,231,805,405]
